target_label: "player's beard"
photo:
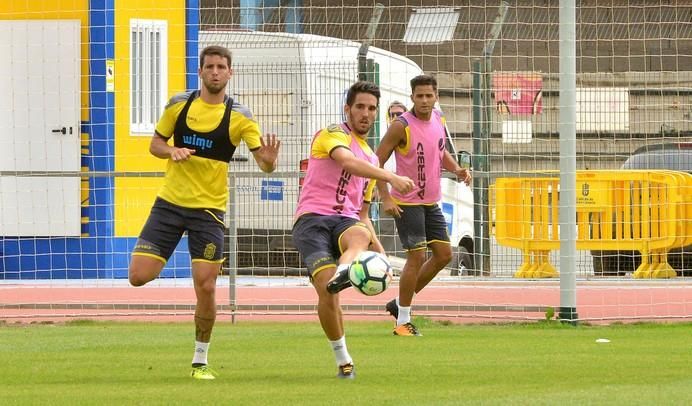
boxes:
[415,105,432,115]
[352,122,373,137]
[203,79,227,95]
[348,114,373,137]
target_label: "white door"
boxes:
[0,20,81,236]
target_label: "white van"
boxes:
[198,31,473,273]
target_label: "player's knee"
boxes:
[342,227,371,250]
[436,249,453,266]
[196,278,217,296]
[128,260,161,286]
[128,267,147,287]
[406,250,426,267]
[318,290,339,309]
[313,274,338,304]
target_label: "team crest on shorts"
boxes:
[204,243,216,259]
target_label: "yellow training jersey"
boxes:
[155,91,261,211]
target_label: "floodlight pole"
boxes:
[472,1,509,276]
[358,3,384,82]
[358,4,385,233]
[358,3,384,149]
[558,0,579,324]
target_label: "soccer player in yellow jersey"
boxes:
[128,45,280,380]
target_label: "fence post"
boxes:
[227,172,238,323]
[472,59,490,276]
[558,0,579,324]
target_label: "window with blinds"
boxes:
[130,19,168,135]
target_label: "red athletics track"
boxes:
[2,279,691,324]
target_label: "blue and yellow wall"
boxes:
[0,0,199,279]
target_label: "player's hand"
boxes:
[382,196,403,218]
[257,133,281,166]
[455,167,472,186]
[390,174,414,195]
[170,147,195,162]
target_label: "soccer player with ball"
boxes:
[376,75,472,336]
[292,81,414,379]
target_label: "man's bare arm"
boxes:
[149,133,195,162]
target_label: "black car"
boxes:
[592,143,692,276]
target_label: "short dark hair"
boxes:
[410,74,437,92]
[199,45,232,69]
[346,81,381,106]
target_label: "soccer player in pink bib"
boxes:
[292,81,414,379]
[376,75,472,336]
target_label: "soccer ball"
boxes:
[348,251,393,296]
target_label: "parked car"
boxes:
[592,143,692,276]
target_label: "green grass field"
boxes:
[2,318,691,405]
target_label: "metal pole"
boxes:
[472,59,488,276]
[358,3,384,227]
[357,3,384,82]
[227,173,238,324]
[473,2,509,276]
[482,2,510,58]
[480,61,493,276]
[558,0,578,324]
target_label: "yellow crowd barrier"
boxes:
[492,170,692,278]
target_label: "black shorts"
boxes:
[292,214,367,277]
[132,197,225,263]
[394,204,450,251]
